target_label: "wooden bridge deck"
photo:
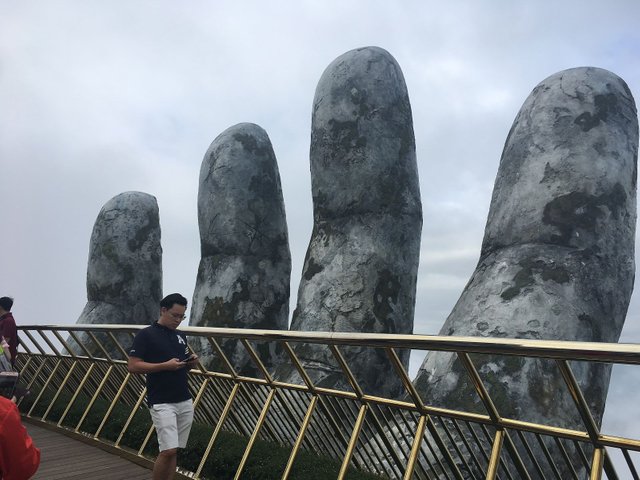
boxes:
[25,422,153,480]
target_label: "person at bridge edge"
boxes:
[127,293,199,480]
[0,297,18,368]
[0,395,40,480]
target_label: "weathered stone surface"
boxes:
[77,191,162,326]
[74,192,162,357]
[277,47,422,398]
[413,67,637,476]
[191,123,291,375]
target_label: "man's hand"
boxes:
[165,358,188,370]
[184,354,199,366]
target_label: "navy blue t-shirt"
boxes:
[129,322,191,406]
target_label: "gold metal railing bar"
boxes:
[238,383,281,445]
[556,359,601,443]
[621,449,640,479]
[15,325,640,479]
[23,329,47,355]
[87,331,113,360]
[535,434,563,480]
[240,338,274,384]
[195,383,240,477]
[138,421,155,456]
[486,428,505,480]
[332,398,380,472]
[359,407,402,478]
[94,372,132,438]
[42,360,78,420]
[329,345,364,398]
[324,397,366,469]
[51,329,78,359]
[107,331,129,359]
[22,324,640,364]
[481,423,516,480]
[207,336,238,377]
[436,416,474,478]
[67,330,95,358]
[281,390,329,457]
[403,414,427,480]
[590,447,605,480]
[234,388,276,480]
[281,341,316,391]
[368,403,408,478]
[37,328,62,357]
[407,410,441,477]
[573,439,592,474]
[516,430,546,479]
[318,395,357,463]
[386,347,426,411]
[503,429,533,480]
[604,451,620,480]
[58,362,95,426]
[458,352,501,424]
[427,415,465,480]
[451,418,484,476]
[76,363,114,432]
[282,394,318,479]
[115,387,147,447]
[337,403,368,480]
[553,436,580,480]
[27,358,64,417]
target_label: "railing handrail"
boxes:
[19,324,640,365]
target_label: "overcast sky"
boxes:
[2,0,640,469]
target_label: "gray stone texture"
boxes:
[413,67,637,475]
[279,47,422,398]
[191,123,291,376]
[74,192,162,357]
[78,191,162,326]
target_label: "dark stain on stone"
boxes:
[328,119,367,151]
[501,258,571,301]
[573,93,620,132]
[373,269,400,324]
[542,184,626,244]
[477,321,489,331]
[128,208,159,252]
[233,132,270,157]
[303,256,324,281]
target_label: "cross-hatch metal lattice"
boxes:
[13,324,640,480]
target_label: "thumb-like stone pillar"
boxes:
[191,123,291,376]
[414,67,637,477]
[278,47,422,399]
[75,191,162,356]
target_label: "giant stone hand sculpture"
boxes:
[413,67,638,477]
[75,191,162,356]
[191,123,291,376]
[276,46,423,399]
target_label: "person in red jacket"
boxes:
[0,396,40,479]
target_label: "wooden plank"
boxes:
[26,423,153,480]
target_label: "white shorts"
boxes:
[149,399,194,452]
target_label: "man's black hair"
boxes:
[160,293,187,310]
[0,297,14,311]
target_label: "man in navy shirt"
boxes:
[128,293,198,480]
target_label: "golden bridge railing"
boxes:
[13,324,640,480]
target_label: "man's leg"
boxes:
[153,448,178,480]
[149,403,181,480]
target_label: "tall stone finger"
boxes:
[279,47,422,398]
[75,191,162,356]
[191,123,291,376]
[414,67,637,476]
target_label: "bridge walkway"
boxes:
[26,422,153,480]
